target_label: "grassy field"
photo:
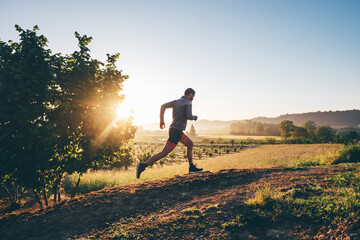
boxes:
[62,144,343,194]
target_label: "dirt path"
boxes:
[0,165,357,240]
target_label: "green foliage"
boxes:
[315,126,334,142]
[265,137,277,144]
[242,172,360,226]
[0,25,58,201]
[291,126,308,138]
[138,152,151,164]
[296,158,321,167]
[230,120,280,136]
[222,214,245,230]
[110,228,134,239]
[108,146,134,170]
[278,120,295,138]
[181,207,201,216]
[332,144,360,164]
[0,25,135,208]
[277,120,340,144]
[168,152,176,162]
[302,120,317,132]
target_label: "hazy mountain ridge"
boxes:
[251,109,360,127]
[140,109,360,131]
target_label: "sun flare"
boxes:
[115,102,134,121]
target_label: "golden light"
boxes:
[93,99,134,148]
[115,101,134,121]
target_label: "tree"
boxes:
[188,124,197,138]
[230,121,280,136]
[302,120,317,132]
[0,25,58,208]
[255,122,264,135]
[51,31,136,198]
[264,125,280,136]
[291,126,308,138]
[315,126,334,142]
[278,120,295,138]
[0,25,136,208]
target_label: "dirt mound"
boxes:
[0,165,357,240]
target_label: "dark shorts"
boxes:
[166,128,187,148]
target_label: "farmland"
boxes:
[62,143,342,194]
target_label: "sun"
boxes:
[115,101,134,121]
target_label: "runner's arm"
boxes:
[185,102,197,121]
[160,100,175,128]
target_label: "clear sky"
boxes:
[1,0,359,125]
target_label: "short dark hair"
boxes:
[184,88,195,96]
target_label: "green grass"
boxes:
[240,169,360,227]
[62,144,343,194]
[332,144,360,164]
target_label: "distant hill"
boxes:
[141,110,360,132]
[251,110,360,127]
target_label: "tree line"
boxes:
[0,26,136,209]
[278,120,358,144]
[230,119,359,144]
[229,120,280,136]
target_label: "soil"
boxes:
[0,165,359,240]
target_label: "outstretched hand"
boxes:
[160,121,165,129]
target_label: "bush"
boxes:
[222,215,245,230]
[332,145,360,164]
[296,159,321,167]
[138,152,152,165]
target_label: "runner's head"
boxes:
[184,88,195,101]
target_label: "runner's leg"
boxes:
[180,134,193,165]
[146,142,175,165]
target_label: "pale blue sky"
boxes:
[1,0,359,125]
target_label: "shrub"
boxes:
[296,159,321,167]
[332,145,360,164]
[245,185,281,207]
[222,214,245,230]
[181,207,201,216]
[138,152,152,166]
[265,137,277,144]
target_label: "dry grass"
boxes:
[201,143,343,170]
[63,144,343,194]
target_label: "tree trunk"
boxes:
[42,176,48,206]
[11,182,18,203]
[33,190,43,209]
[71,174,81,199]
[53,173,59,203]
[57,173,63,202]
[53,177,57,203]
[3,185,15,204]
[58,189,61,202]
[53,179,58,203]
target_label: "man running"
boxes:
[136,88,203,179]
